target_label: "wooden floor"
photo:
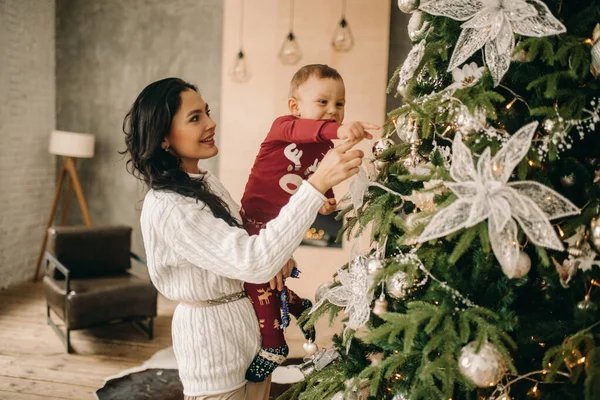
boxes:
[0,282,177,400]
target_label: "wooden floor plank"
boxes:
[0,376,94,399]
[0,282,177,398]
[0,390,66,400]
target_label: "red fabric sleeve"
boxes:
[266,115,340,143]
[325,188,335,199]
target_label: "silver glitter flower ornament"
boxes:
[417,122,580,275]
[420,0,566,85]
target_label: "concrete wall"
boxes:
[219,0,391,355]
[55,0,224,260]
[0,0,56,289]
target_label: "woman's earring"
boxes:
[164,146,170,152]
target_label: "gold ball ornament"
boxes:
[372,296,388,316]
[564,347,586,371]
[501,251,531,279]
[458,341,506,388]
[590,24,600,78]
[560,173,576,187]
[397,0,419,13]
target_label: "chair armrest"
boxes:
[130,252,147,265]
[45,251,70,295]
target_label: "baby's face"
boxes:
[291,76,345,123]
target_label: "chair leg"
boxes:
[66,329,72,354]
[47,306,73,353]
[133,317,154,340]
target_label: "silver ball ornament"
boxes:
[397,0,419,13]
[373,160,388,170]
[458,341,505,388]
[590,217,600,249]
[592,39,600,78]
[315,281,333,303]
[391,394,409,400]
[372,138,395,158]
[372,297,388,316]
[365,257,384,276]
[303,340,318,356]
[501,251,531,279]
[387,271,411,299]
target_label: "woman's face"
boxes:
[163,90,218,171]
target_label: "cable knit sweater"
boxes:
[140,170,326,396]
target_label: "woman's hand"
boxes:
[308,139,364,194]
[269,258,296,291]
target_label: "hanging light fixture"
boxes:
[230,0,250,82]
[332,0,354,52]
[278,0,302,65]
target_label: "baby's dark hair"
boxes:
[289,64,343,97]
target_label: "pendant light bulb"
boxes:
[230,50,250,83]
[278,32,302,65]
[332,17,354,52]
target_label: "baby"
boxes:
[241,64,378,382]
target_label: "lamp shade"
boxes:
[49,130,95,158]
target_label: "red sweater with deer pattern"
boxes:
[241,115,340,232]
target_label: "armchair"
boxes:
[42,225,157,353]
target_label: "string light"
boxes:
[584,38,594,45]
[506,98,517,109]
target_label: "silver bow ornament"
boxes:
[417,122,580,275]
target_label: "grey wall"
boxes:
[0,0,56,289]
[56,0,224,262]
[386,3,412,114]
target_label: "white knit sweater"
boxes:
[140,170,325,396]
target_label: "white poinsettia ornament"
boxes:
[449,62,485,89]
[417,122,580,275]
[420,0,566,86]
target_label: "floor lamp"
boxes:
[33,130,95,282]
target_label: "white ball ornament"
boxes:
[398,0,419,13]
[501,251,531,279]
[458,341,506,388]
[303,340,318,356]
[365,257,384,276]
[408,11,428,41]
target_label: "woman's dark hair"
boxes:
[122,77,241,227]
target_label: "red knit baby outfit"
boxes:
[241,115,340,348]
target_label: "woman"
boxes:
[123,77,364,400]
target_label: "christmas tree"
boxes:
[282,0,600,399]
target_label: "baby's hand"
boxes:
[337,121,379,142]
[319,198,337,215]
